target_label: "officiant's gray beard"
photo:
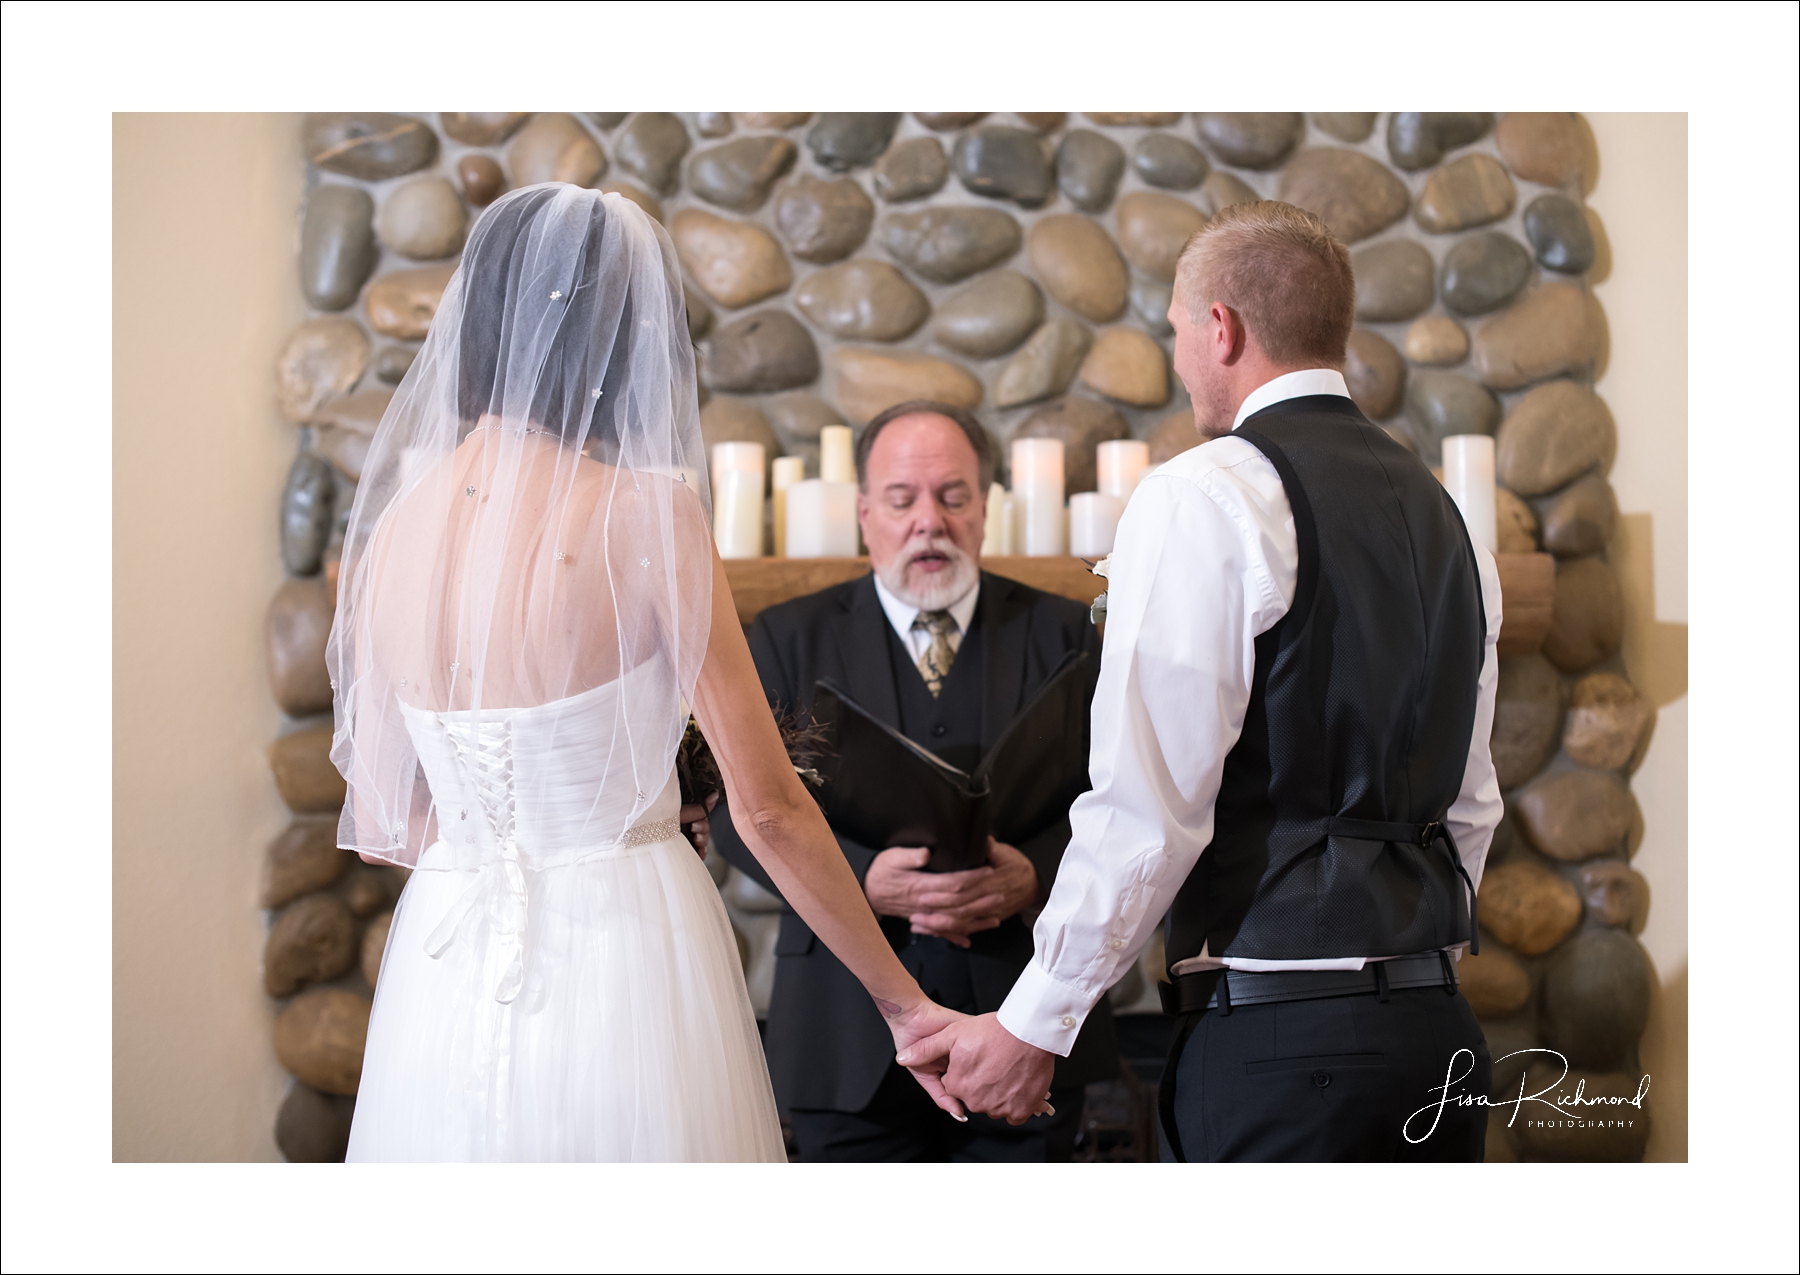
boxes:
[879,537,979,611]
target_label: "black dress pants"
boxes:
[789,1063,1085,1163]
[1165,986,1490,1162]
[789,933,1084,1163]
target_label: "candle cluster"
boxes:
[981,438,1151,558]
[712,424,861,558]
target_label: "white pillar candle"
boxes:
[711,441,767,556]
[784,479,859,558]
[1069,491,1126,558]
[713,468,764,559]
[1442,434,1498,554]
[1097,439,1150,501]
[1002,491,1021,555]
[710,441,767,558]
[819,425,856,485]
[1010,438,1066,557]
[771,456,805,558]
[711,440,765,483]
[980,481,1008,556]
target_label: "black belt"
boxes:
[1156,951,1459,1016]
[1155,952,1461,1162]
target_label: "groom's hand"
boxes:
[898,1012,1056,1126]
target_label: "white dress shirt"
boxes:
[997,369,1505,1057]
[872,572,981,663]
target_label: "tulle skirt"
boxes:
[346,833,786,1162]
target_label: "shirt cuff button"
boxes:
[1060,1015,1077,1028]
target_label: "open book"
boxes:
[809,650,1092,872]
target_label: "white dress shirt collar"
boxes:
[872,569,980,647]
[1231,367,1352,432]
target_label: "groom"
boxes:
[904,201,1504,1162]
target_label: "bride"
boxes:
[328,185,965,1161]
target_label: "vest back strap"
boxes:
[1316,815,1481,954]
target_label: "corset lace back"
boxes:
[399,659,681,872]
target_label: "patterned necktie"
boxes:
[911,610,958,698]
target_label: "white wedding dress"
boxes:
[346,660,786,1162]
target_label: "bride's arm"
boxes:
[690,543,963,1102]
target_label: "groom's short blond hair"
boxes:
[1174,201,1355,367]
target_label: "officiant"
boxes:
[709,401,1118,1162]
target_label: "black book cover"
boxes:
[810,650,1091,872]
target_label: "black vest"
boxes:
[885,610,986,774]
[1167,398,1486,966]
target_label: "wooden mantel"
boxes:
[725,551,1556,655]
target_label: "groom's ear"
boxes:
[1210,302,1247,365]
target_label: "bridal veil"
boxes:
[326,184,713,868]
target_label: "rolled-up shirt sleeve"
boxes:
[998,458,1292,1055]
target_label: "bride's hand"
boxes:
[881,997,971,1121]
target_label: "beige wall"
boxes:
[113,113,302,1160]
[1586,113,1688,1162]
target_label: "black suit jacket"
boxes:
[711,570,1119,1115]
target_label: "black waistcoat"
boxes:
[883,613,991,1013]
[885,613,987,774]
[1166,398,1486,965]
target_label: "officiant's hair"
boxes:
[855,400,997,492]
[1174,201,1355,366]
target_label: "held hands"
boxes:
[864,837,1038,948]
[868,839,1052,1121]
[880,996,974,1121]
[897,1012,1056,1125]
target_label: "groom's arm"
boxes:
[897,468,1290,1116]
[995,467,1290,1055]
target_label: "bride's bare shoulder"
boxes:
[575,459,708,523]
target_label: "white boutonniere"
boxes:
[1084,555,1112,625]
